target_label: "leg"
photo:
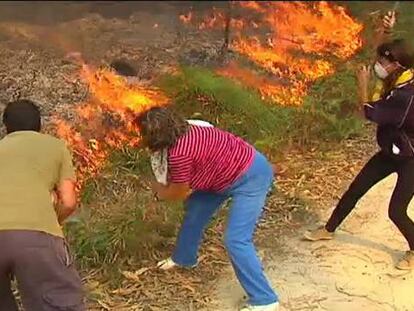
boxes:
[12,232,85,311]
[225,153,277,306]
[0,232,18,311]
[0,273,18,311]
[325,152,395,232]
[172,191,228,267]
[389,159,414,250]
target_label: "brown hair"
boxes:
[377,39,414,95]
[135,106,189,152]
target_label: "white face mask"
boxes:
[374,62,389,79]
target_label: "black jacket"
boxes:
[364,79,414,157]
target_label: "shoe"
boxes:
[240,302,279,311]
[303,226,334,241]
[395,251,414,270]
[157,257,197,271]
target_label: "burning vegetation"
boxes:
[51,1,363,189]
[181,1,363,105]
[54,64,168,188]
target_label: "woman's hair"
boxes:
[377,39,414,95]
[135,106,189,151]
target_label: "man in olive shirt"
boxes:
[0,100,85,310]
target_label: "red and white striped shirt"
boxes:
[168,125,255,192]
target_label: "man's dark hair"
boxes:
[109,60,137,77]
[3,99,41,133]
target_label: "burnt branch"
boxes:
[220,1,233,57]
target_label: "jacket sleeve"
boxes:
[364,90,414,127]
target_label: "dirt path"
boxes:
[212,174,414,311]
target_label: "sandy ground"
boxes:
[213,174,414,311]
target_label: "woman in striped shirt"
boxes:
[135,107,279,311]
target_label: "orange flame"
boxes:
[181,1,363,105]
[179,11,193,24]
[54,64,168,188]
[217,61,307,106]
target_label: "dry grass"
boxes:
[67,127,376,310]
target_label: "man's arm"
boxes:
[54,143,77,224]
[55,180,77,224]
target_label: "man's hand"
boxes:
[51,189,74,225]
[51,191,58,206]
[357,65,371,104]
[55,179,77,225]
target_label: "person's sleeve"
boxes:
[59,142,76,183]
[363,91,414,127]
[168,154,192,184]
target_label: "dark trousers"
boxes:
[326,152,414,250]
[0,230,85,311]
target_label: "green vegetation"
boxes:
[66,63,365,276]
[160,65,364,152]
[159,66,295,149]
[65,0,414,291]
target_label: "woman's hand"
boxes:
[357,65,371,103]
[150,180,191,201]
[373,10,397,49]
[151,180,164,195]
[357,65,371,86]
[382,11,396,31]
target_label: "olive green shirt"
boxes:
[0,131,76,237]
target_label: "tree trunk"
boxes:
[220,1,232,57]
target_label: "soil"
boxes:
[212,174,414,311]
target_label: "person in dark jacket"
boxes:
[304,38,414,271]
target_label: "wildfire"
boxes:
[180,1,363,105]
[54,64,168,188]
[217,61,307,106]
[179,11,193,24]
[51,1,362,188]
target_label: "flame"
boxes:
[179,11,193,24]
[217,61,307,106]
[39,1,362,188]
[180,1,363,105]
[54,64,168,188]
[199,7,225,30]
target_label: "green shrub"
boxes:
[66,63,365,277]
[160,66,294,142]
[65,148,182,271]
[159,66,363,148]
[294,66,364,143]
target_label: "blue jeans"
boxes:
[172,151,278,306]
